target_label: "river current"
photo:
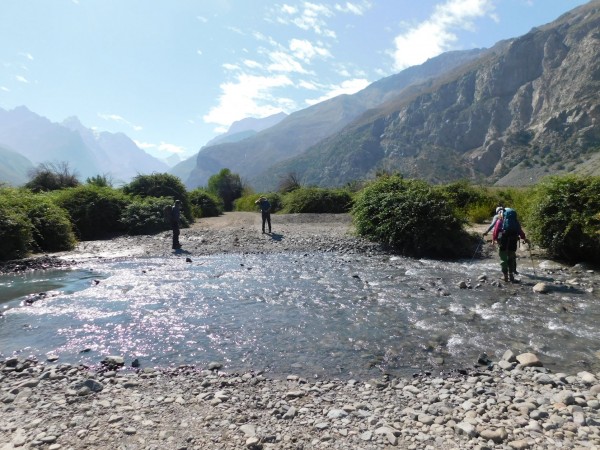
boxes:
[1,252,598,379]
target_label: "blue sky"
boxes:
[0,0,590,160]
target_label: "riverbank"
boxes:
[3,213,598,449]
[2,353,599,449]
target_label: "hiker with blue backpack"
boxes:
[492,207,528,282]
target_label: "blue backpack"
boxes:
[502,208,520,235]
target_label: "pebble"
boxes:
[2,352,597,449]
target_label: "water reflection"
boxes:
[0,253,598,379]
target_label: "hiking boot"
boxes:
[503,273,509,283]
[509,272,515,282]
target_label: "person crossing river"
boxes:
[492,207,528,283]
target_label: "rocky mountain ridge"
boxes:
[185,49,485,189]
[265,1,600,188]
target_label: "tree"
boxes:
[122,173,192,221]
[207,168,243,211]
[277,172,302,193]
[25,162,80,192]
[86,174,113,187]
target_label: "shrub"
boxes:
[352,176,475,259]
[235,193,283,213]
[51,185,130,240]
[25,162,80,192]
[281,187,352,213]
[0,206,32,261]
[120,197,176,235]
[527,175,600,264]
[25,196,76,252]
[189,188,223,218]
[122,173,192,221]
[0,188,76,260]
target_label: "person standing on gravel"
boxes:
[255,196,272,234]
[171,200,182,249]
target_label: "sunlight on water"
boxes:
[0,252,599,379]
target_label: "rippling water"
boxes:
[1,253,598,379]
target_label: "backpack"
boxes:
[502,208,519,235]
[163,204,173,223]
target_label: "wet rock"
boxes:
[516,353,543,367]
[533,282,550,293]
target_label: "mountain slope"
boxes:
[268,1,600,188]
[186,49,485,189]
[0,144,34,186]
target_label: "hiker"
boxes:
[171,199,182,249]
[492,207,528,282]
[255,196,272,234]
[483,206,504,236]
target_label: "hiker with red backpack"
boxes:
[492,207,528,282]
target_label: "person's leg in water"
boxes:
[499,248,509,282]
[508,250,517,281]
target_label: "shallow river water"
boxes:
[1,252,598,379]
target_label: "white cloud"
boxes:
[289,39,331,63]
[391,0,495,71]
[243,59,263,69]
[158,142,186,154]
[196,15,208,23]
[15,75,29,83]
[98,113,143,131]
[267,51,307,74]
[334,1,371,15]
[203,73,294,129]
[197,49,203,56]
[305,78,370,105]
[19,52,34,61]
[1,86,9,92]
[275,2,336,37]
[223,63,240,71]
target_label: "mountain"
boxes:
[0,106,103,181]
[186,49,485,189]
[174,111,289,187]
[204,112,287,148]
[0,107,168,184]
[0,144,34,186]
[264,1,600,188]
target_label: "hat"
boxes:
[175,200,181,204]
[495,206,503,214]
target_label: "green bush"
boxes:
[122,173,192,221]
[281,187,352,213]
[120,197,175,235]
[0,206,32,261]
[189,188,223,217]
[235,193,283,213]
[51,185,130,240]
[26,196,76,252]
[527,175,600,264]
[352,176,475,259]
[0,188,76,260]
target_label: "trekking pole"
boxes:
[471,239,483,263]
[528,242,537,277]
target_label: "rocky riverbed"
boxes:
[1,353,599,450]
[1,212,598,449]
